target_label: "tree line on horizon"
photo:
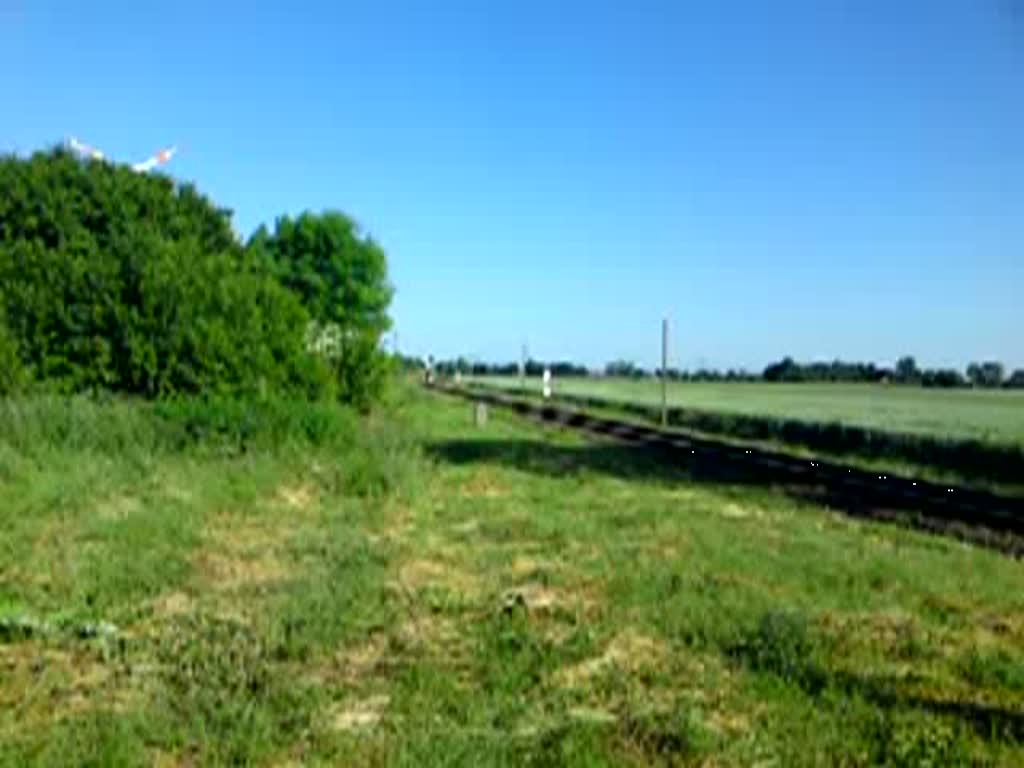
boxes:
[404,354,1024,389]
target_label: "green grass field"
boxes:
[474,377,1024,447]
[2,388,1023,765]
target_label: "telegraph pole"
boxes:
[661,317,669,427]
[520,342,527,395]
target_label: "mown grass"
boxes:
[1,386,1023,765]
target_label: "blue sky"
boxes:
[3,1,1022,371]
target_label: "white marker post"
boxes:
[542,367,552,399]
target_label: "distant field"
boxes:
[473,377,1024,446]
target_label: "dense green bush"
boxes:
[248,210,393,407]
[0,315,25,396]
[0,394,361,458]
[0,148,343,400]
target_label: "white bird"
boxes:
[67,136,177,173]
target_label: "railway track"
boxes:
[433,383,1024,557]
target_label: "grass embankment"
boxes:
[471,377,1024,488]
[1,387,1023,765]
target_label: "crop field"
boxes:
[2,386,1023,765]
[473,377,1024,447]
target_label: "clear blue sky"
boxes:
[3,1,1022,371]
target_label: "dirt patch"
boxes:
[706,709,752,735]
[508,556,560,578]
[568,706,617,724]
[192,513,297,593]
[307,634,390,688]
[0,642,137,727]
[821,610,919,642]
[451,519,481,536]
[96,493,144,521]
[276,483,317,512]
[193,550,288,592]
[556,630,669,688]
[979,611,1024,643]
[151,590,194,619]
[397,558,480,598]
[459,469,509,499]
[389,615,475,677]
[500,583,570,614]
[719,503,764,520]
[330,694,390,732]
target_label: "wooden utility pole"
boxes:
[661,317,669,427]
[520,342,527,394]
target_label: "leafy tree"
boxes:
[250,211,393,337]
[894,356,919,383]
[605,360,646,378]
[0,147,330,398]
[249,210,394,405]
[967,361,1005,388]
[921,369,965,388]
[0,313,24,396]
[1006,370,1024,389]
[763,357,803,382]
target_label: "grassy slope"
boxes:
[1,389,1023,765]
[474,376,1024,446]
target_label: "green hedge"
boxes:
[0,149,340,401]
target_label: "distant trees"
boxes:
[759,356,1005,388]
[966,361,1005,389]
[765,358,890,383]
[431,352,1022,391]
[604,360,647,378]
[920,369,965,388]
[894,356,920,384]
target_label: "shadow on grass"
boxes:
[847,675,1024,742]
[426,437,1024,556]
[726,611,1024,744]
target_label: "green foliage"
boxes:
[967,361,1005,388]
[250,210,394,406]
[729,610,826,693]
[869,713,971,767]
[250,210,392,335]
[0,316,25,396]
[894,355,919,384]
[2,389,1024,764]
[333,330,392,411]
[0,147,334,399]
[959,648,1024,692]
[157,613,314,765]
[0,394,367,461]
